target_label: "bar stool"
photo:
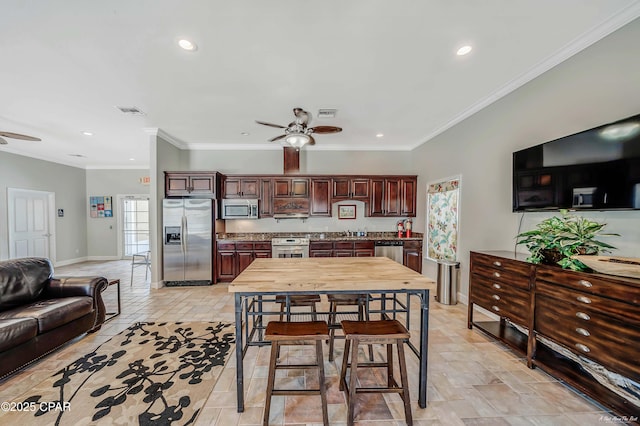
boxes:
[339,319,412,426]
[275,294,321,321]
[263,321,330,426]
[326,293,374,362]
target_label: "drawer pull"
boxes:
[575,328,590,337]
[576,296,592,304]
[576,312,591,321]
[492,294,501,301]
[575,343,590,353]
[492,283,501,289]
[493,261,502,267]
[578,279,593,288]
[493,272,501,278]
[491,305,500,312]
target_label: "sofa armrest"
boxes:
[45,276,108,330]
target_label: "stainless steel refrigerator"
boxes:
[163,198,213,286]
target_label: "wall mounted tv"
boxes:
[513,113,640,212]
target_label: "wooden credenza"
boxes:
[469,250,640,419]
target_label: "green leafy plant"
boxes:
[515,210,619,271]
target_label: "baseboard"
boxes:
[457,292,468,305]
[87,256,121,261]
[54,257,89,267]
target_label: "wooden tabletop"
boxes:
[228,257,436,293]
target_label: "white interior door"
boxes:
[8,188,55,260]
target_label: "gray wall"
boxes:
[0,151,87,263]
[86,169,150,258]
[410,17,640,298]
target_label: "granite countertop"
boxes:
[216,232,423,242]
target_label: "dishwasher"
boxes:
[374,240,404,263]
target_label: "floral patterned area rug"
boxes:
[0,322,235,425]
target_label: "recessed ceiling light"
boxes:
[178,39,198,51]
[457,45,472,56]
[241,132,250,136]
[376,133,384,138]
[81,131,93,136]
[129,158,135,161]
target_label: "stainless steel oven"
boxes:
[271,237,310,258]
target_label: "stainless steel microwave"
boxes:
[221,199,259,219]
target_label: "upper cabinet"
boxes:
[332,177,370,200]
[370,176,416,217]
[222,176,260,199]
[273,177,310,198]
[165,172,220,198]
[310,178,331,216]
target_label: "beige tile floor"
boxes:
[0,260,613,425]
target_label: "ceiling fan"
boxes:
[256,108,342,148]
[0,130,41,145]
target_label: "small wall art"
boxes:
[338,204,356,219]
[90,196,113,218]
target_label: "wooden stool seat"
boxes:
[263,321,330,426]
[327,293,373,362]
[275,294,321,321]
[339,319,413,426]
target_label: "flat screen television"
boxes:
[513,113,640,212]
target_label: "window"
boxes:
[123,198,149,256]
[426,177,460,261]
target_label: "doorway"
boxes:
[117,195,150,258]
[7,188,56,261]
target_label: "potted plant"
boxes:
[515,210,619,271]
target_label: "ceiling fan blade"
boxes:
[255,120,287,129]
[0,137,7,145]
[269,134,287,142]
[0,131,41,141]
[309,126,342,134]
[308,135,316,145]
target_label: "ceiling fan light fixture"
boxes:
[283,134,310,148]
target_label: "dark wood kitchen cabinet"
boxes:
[216,241,272,282]
[273,177,309,198]
[370,177,416,217]
[402,240,422,273]
[468,250,640,418]
[310,178,331,216]
[259,179,273,217]
[222,176,260,199]
[309,240,374,257]
[332,177,370,200]
[165,171,220,198]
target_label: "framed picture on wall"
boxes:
[338,204,356,219]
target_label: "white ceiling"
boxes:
[1,1,639,169]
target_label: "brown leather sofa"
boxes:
[0,257,108,378]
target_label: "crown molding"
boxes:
[409,2,640,151]
[143,128,189,149]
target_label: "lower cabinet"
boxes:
[468,250,640,418]
[402,240,422,273]
[216,241,272,282]
[309,240,374,257]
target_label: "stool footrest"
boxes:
[271,389,322,396]
[354,387,403,394]
[275,364,321,370]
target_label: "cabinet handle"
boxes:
[575,328,590,337]
[491,305,500,312]
[493,272,501,278]
[493,261,502,267]
[492,283,501,289]
[576,312,591,321]
[578,279,593,288]
[576,296,592,304]
[492,294,500,300]
[575,343,590,353]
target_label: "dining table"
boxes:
[228,256,436,412]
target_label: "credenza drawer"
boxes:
[472,252,532,277]
[535,294,640,382]
[471,274,530,325]
[471,264,531,290]
[536,280,640,323]
[536,265,640,305]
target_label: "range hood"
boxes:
[273,212,309,220]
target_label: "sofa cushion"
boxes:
[0,258,53,311]
[0,297,93,333]
[0,318,38,352]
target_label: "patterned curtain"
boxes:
[427,178,460,261]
